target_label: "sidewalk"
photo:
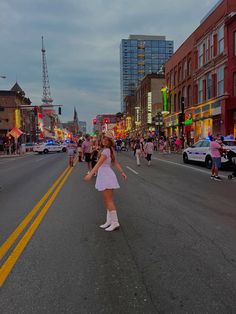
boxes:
[0,152,35,159]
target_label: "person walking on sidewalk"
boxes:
[82,134,93,173]
[144,138,154,166]
[84,131,127,232]
[134,139,143,166]
[210,135,223,181]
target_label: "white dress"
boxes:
[95,148,120,191]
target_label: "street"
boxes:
[0,152,236,314]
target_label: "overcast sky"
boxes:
[0,0,219,131]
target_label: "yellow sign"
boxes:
[15,109,21,128]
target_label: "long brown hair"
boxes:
[104,137,116,163]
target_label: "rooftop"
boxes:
[128,35,166,40]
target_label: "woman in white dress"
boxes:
[84,131,127,232]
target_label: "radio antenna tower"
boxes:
[41,36,53,105]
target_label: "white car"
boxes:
[33,142,63,154]
[183,139,236,169]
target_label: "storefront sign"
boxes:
[15,109,21,128]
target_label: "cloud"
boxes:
[0,0,219,131]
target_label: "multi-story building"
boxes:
[0,82,36,144]
[165,0,236,142]
[135,73,165,133]
[120,35,173,112]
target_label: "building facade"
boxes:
[135,73,165,133]
[0,83,36,144]
[79,121,87,135]
[120,35,173,112]
[165,0,236,142]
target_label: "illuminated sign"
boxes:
[161,86,169,112]
[184,113,193,125]
[147,92,152,124]
[15,109,21,128]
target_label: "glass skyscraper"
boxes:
[120,35,174,111]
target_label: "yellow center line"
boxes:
[0,163,75,287]
[0,166,70,261]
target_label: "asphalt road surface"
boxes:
[0,151,236,314]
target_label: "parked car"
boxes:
[183,139,236,169]
[33,142,63,154]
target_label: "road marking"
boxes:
[0,166,69,261]
[153,157,230,179]
[0,165,74,287]
[126,166,139,175]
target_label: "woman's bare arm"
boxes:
[84,155,106,180]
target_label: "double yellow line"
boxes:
[0,161,76,287]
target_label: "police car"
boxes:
[33,142,64,154]
[183,138,236,169]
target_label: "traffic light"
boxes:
[58,107,62,115]
[93,118,97,125]
[178,113,185,125]
[34,106,38,116]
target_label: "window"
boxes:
[207,73,212,100]
[217,66,224,96]
[178,67,182,83]
[234,32,236,56]
[183,60,187,79]
[198,79,203,103]
[205,38,209,63]
[198,44,203,68]
[187,85,192,106]
[218,25,224,54]
[187,59,192,76]
[210,34,214,59]
[233,72,236,96]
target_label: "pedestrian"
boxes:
[210,135,223,181]
[134,139,142,166]
[144,138,154,166]
[84,131,127,232]
[91,140,99,169]
[82,134,93,173]
[67,140,76,167]
[77,140,83,162]
[175,137,181,153]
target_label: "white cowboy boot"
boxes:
[105,211,120,232]
[100,211,111,229]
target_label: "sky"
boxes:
[0,0,219,131]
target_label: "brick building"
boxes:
[0,83,36,144]
[165,0,236,142]
[135,73,165,132]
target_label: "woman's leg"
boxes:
[101,190,119,231]
[102,189,116,211]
